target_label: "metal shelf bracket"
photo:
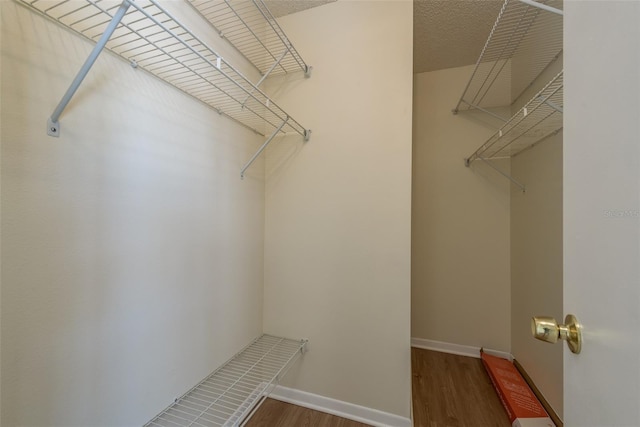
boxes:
[46,0,132,137]
[538,96,564,113]
[241,46,291,107]
[47,117,60,137]
[468,157,526,192]
[454,100,509,122]
[240,120,312,179]
[241,117,288,179]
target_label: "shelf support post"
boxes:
[241,46,290,108]
[47,0,131,137]
[241,117,289,179]
[471,157,526,192]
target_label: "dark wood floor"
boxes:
[245,398,371,427]
[247,348,510,427]
[412,348,511,427]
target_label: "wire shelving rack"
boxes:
[187,0,311,79]
[17,0,310,177]
[145,334,307,427]
[456,0,563,191]
[465,71,563,191]
[453,0,563,115]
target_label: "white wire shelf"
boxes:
[465,71,562,167]
[145,334,307,427]
[453,0,563,114]
[17,0,309,141]
[188,0,311,78]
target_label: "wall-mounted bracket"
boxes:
[537,96,563,113]
[242,46,291,108]
[241,117,289,179]
[46,0,131,137]
[47,118,60,137]
[304,129,312,142]
[304,65,313,78]
[455,100,509,122]
[468,156,526,192]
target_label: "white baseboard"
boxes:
[411,337,513,361]
[267,385,412,427]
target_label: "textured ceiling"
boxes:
[264,0,503,74]
[414,0,504,73]
[264,0,337,18]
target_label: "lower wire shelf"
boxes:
[145,334,307,427]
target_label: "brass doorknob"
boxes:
[531,314,582,354]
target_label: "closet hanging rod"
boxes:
[20,0,310,142]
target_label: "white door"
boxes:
[564,1,640,426]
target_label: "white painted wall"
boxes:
[1,2,265,425]
[412,65,511,352]
[510,134,563,417]
[510,49,564,419]
[262,1,413,419]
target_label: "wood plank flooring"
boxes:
[412,348,511,427]
[247,348,510,427]
[245,398,371,427]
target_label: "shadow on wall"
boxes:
[264,134,306,181]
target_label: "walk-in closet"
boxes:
[1,0,639,426]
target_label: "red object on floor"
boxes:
[481,351,555,427]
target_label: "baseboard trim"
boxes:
[514,359,563,427]
[268,385,412,427]
[411,337,513,361]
